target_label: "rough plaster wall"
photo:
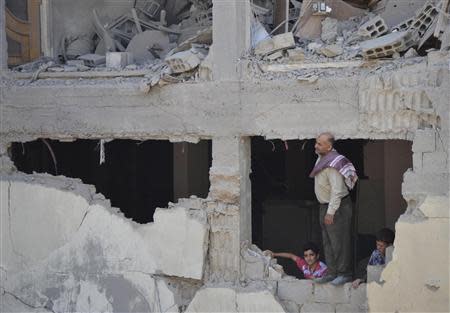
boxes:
[367,196,450,312]
[0,172,208,312]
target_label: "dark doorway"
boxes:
[11,139,212,224]
[250,137,412,279]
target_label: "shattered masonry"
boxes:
[1,0,450,312]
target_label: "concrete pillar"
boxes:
[208,137,252,282]
[211,0,251,81]
[0,0,7,71]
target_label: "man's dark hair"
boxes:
[376,228,395,244]
[302,241,320,255]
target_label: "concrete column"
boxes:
[0,0,7,71]
[211,0,251,81]
[208,136,252,282]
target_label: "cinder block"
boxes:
[360,31,416,59]
[313,283,351,304]
[106,52,134,69]
[78,54,106,66]
[277,277,313,304]
[165,50,203,73]
[409,3,439,37]
[422,152,448,173]
[300,302,335,313]
[255,32,295,56]
[358,16,388,38]
[412,129,436,152]
[392,17,414,32]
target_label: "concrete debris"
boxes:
[294,0,365,40]
[125,30,171,63]
[321,18,339,43]
[360,31,416,59]
[265,51,284,61]
[380,1,424,28]
[287,48,305,61]
[255,32,295,56]
[320,44,344,57]
[358,16,388,39]
[404,47,419,58]
[106,52,134,69]
[249,0,445,69]
[12,1,212,84]
[165,47,207,73]
[78,54,106,66]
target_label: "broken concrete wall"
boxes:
[0,172,208,312]
[238,244,368,313]
[185,287,285,313]
[367,196,450,312]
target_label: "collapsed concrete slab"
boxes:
[0,172,209,312]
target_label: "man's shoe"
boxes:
[330,275,352,285]
[314,274,336,284]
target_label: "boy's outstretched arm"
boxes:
[265,250,298,262]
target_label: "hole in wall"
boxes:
[250,137,412,279]
[11,139,212,224]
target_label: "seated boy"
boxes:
[265,242,327,279]
[352,228,395,288]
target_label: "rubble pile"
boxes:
[251,0,450,68]
[13,0,213,85]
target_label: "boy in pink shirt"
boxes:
[266,242,327,279]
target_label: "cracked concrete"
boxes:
[0,172,209,313]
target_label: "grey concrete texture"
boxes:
[4,56,448,142]
[1,172,208,312]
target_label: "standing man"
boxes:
[309,132,358,285]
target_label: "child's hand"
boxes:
[263,250,274,258]
[352,279,362,289]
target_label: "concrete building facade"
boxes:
[1,0,449,312]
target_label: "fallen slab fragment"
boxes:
[320,44,343,57]
[286,48,305,61]
[255,32,295,56]
[360,31,416,59]
[125,30,171,64]
[165,49,205,73]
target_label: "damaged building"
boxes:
[0,0,449,312]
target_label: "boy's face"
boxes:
[376,240,388,255]
[303,249,319,266]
